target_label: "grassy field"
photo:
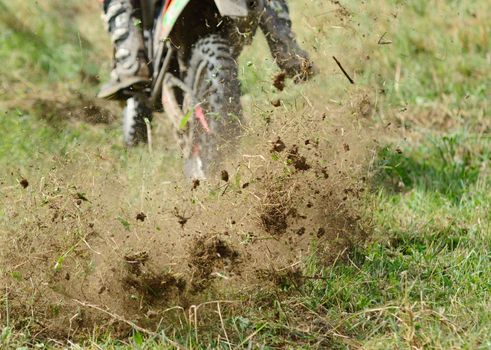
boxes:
[1,0,490,349]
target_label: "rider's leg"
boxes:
[97,0,149,100]
[259,0,316,81]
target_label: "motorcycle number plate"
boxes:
[214,0,248,17]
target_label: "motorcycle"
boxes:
[123,0,261,179]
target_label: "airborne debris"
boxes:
[261,208,288,235]
[75,192,89,202]
[287,145,311,171]
[321,168,330,179]
[271,137,286,153]
[124,251,149,266]
[271,99,281,107]
[123,249,186,301]
[377,32,393,45]
[189,237,239,292]
[260,190,291,236]
[173,207,191,228]
[221,170,229,182]
[0,0,377,342]
[273,71,286,91]
[19,178,29,188]
[191,179,200,190]
[332,56,355,84]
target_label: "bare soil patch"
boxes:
[2,91,117,126]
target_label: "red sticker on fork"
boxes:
[195,105,211,134]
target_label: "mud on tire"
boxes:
[184,34,242,178]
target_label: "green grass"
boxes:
[0,0,101,86]
[0,0,107,177]
[1,0,490,348]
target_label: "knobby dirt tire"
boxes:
[183,34,242,179]
[123,96,152,146]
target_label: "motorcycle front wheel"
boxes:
[183,34,242,180]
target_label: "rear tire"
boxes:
[123,96,152,146]
[183,34,242,179]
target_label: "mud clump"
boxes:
[189,237,239,292]
[271,137,286,153]
[287,145,311,171]
[260,188,295,236]
[273,72,286,91]
[123,251,186,304]
[221,170,229,182]
[124,251,149,275]
[191,179,200,190]
[261,206,288,235]
[123,273,186,303]
[19,178,29,188]
[136,212,146,222]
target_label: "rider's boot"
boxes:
[97,0,150,100]
[259,0,316,82]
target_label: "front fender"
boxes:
[162,0,191,39]
[161,0,248,40]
